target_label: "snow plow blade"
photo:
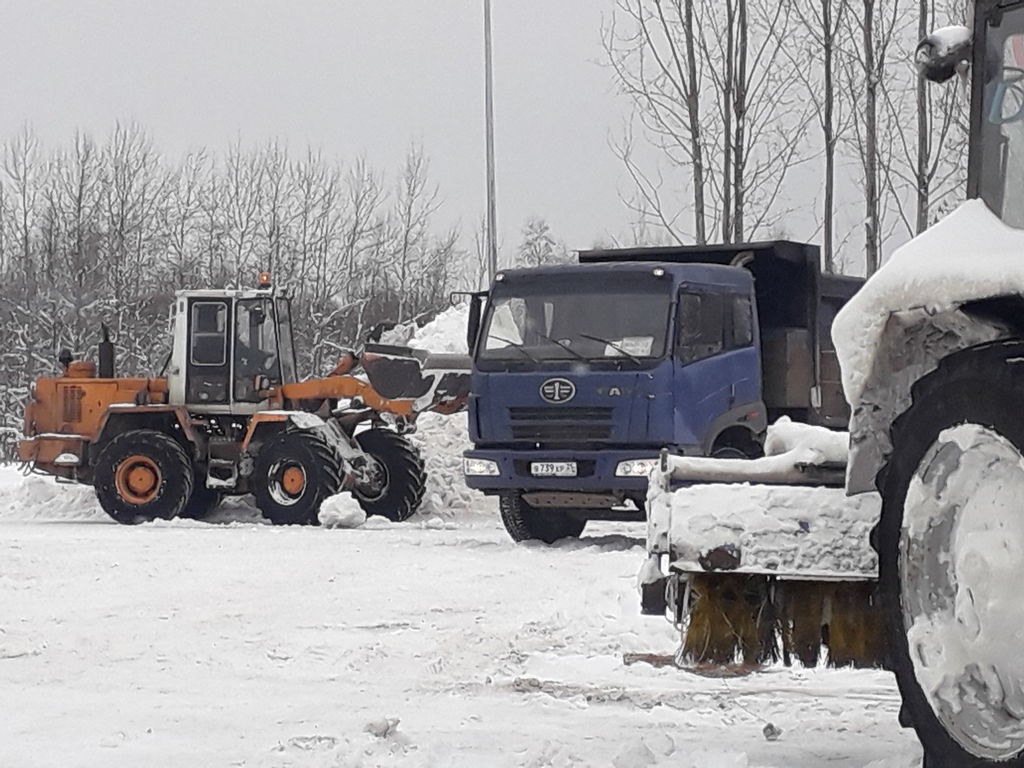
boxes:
[360,344,471,415]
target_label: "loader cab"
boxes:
[166,281,298,413]
[968,1,1024,225]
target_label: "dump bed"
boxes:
[578,240,863,427]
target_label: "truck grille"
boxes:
[508,406,613,442]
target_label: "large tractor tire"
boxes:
[252,428,343,526]
[94,429,194,524]
[351,428,426,522]
[876,342,1024,767]
[499,492,586,544]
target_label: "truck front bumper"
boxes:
[462,447,659,496]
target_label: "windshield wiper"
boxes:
[577,333,644,367]
[486,335,540,363]
[532,331,589,362]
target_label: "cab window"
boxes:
[190,302,228,366]
[234,299,281,402]
[677,292,724,364]
[677,292,753,364]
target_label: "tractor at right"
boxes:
[840,3,1024,764]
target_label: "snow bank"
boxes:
[0,466,104,521]
[406,305,470,354]
[378,304,469,355]
[399,305,493,520]
[833,199,1024,407]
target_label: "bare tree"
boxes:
[604,0,711,243]
[786,0,851,271]
[388,145,440,323]
[843,0,905,274]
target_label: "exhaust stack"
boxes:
[98,324,115,379]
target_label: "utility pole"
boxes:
[484,0,498,282]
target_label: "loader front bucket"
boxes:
[360,344,472,414]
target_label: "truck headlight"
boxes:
[463,457,500,477]
[615,458,660,477]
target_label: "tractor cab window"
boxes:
[191,302,228,366]
[234,298,282,402]
[979,11,1024,225]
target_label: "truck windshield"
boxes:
[980,8,1024,226]
[478,272,672,365]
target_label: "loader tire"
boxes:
[94,429,194,524]
[875,342,1024,767]
[499,492,586,544]
[351,428,425,522]
[252,428,343,525]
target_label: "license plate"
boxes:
[531,461,577,477]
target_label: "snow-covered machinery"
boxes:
[832,5,1024,764]
[642,418,884,669]
[18,274,471,526]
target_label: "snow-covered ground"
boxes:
[0,465,920,768]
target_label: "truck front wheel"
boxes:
[877,344,1024,766]
[499,493,585,544]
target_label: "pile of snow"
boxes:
[408,411,492,520]
[318,492,367,528]
[377,304,469,355]
[0,466,104,521]
[833,199,1024,407]
[406,305,470,354]
[396,304,493,520]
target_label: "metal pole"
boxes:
[484,0,498,283]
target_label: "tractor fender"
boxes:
[240,411,327,452]
[845,306,1010,494]
[95,405,198,447]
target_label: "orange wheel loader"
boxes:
[17,273,471,525]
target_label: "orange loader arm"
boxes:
[279,377,418,418]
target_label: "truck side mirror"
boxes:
[467,294,484,355]
[451,290,488,355]
[916,26,972,84]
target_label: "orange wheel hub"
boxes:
[114,455,162,505]
[281,466,306,496]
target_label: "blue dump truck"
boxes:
[461,241,863,543]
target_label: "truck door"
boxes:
[674,289,760,449]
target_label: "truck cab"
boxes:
[464,241,861,543]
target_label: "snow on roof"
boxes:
[832,199,1024,407]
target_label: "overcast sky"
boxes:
[0,0,633,253]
